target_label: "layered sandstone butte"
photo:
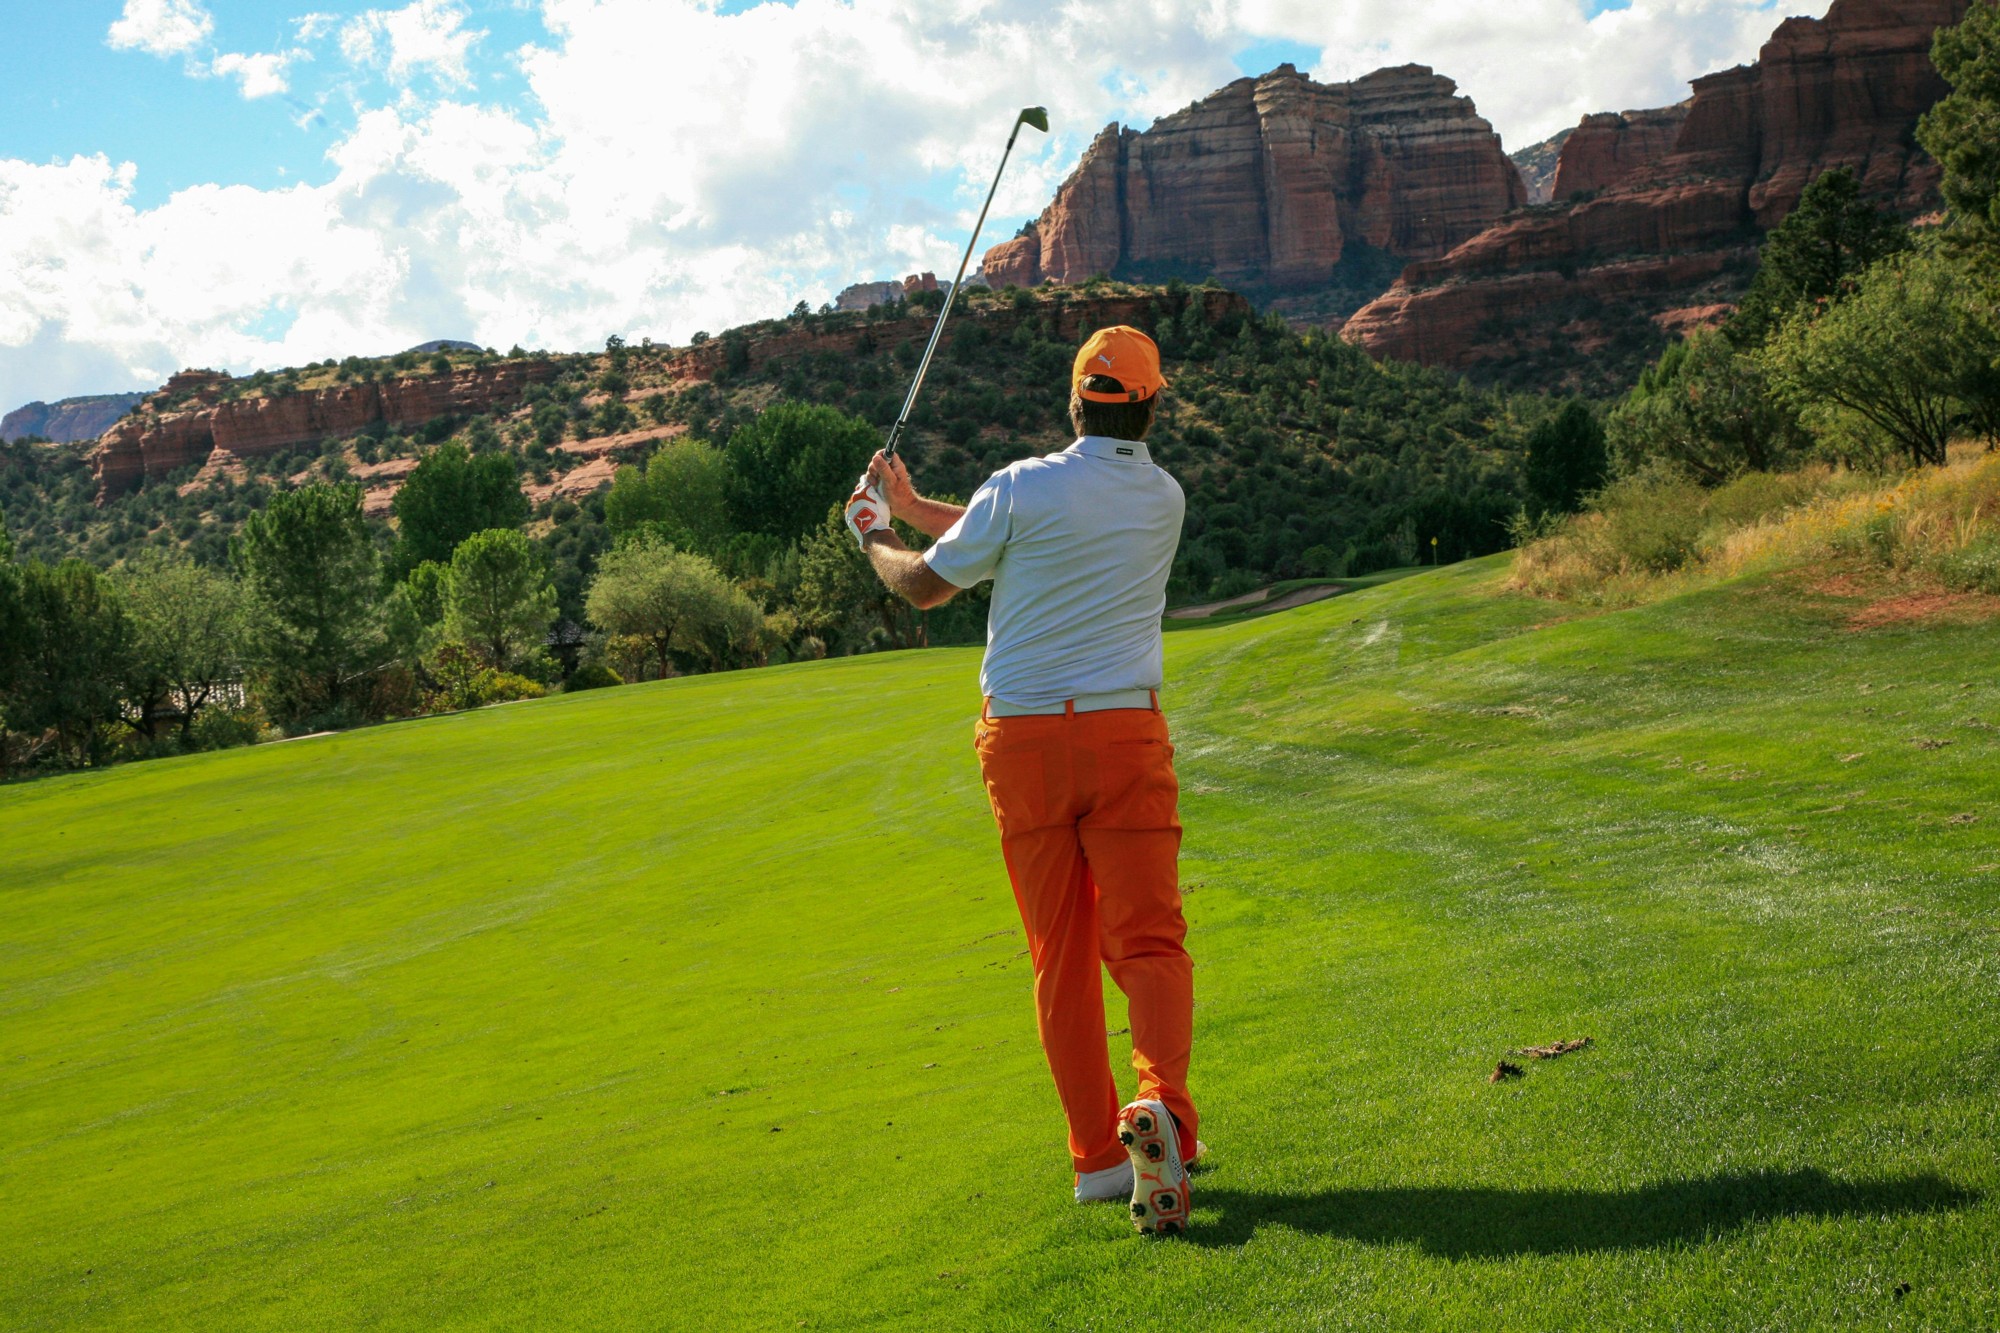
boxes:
[90,359,559,501]
[1550,104,1691,201]
[2,393,148,444]
[983,64,1524,298]
[1345,0,1969,372]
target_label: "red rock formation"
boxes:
[1,393,148,444]
[1551,104,1691,200]
[1346,0,1969,373]
[984,64,1524,296]
[90,359,559,501]
[523,456,621,508]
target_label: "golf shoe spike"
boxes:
[1117,1098,1189,1235]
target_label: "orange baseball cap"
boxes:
[1073,326,1167,403]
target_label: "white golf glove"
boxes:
[844,472,891,548]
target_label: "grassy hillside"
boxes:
[1,281,1537,611]
[3,559,1996,1329]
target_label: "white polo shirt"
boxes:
[922,436,1185,707]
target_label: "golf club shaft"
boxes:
[883,120,1030,458]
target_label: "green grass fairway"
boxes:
[4,557,1996,1330]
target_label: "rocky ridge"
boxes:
[85,288,1252,512]
[983,64,1523,312]
[1343,0,1970,375]
[3,394,148,444]
[90,361,560,502]
[1550,104,1691,202]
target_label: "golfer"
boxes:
[844,326,1200,1234]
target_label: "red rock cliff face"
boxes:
[1551,104,1691,200]
[1345,0,1968,373]
[984,64,1524,296]
[89,360,559,502]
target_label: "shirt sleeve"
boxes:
[921,471,1011,588]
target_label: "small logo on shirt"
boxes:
[1117,446,1134,455]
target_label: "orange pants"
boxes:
[975,700,1197,1174]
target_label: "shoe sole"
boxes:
[1117,1100,1189,1235]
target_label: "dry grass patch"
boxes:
[1512,445,2000,611]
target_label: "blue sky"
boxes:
[0,0,1799,409]
[3,2,548,208]
[1,4,1324,214]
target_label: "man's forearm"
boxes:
[895,495,966,540]
[862,530,957,610]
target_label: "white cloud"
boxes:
[210,51,298,100]
[106,0,215,58]
[1244,0,1785,147]
[9,0,1814,406]
[294,12,341,43]
[340,0,485,88]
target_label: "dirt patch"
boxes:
[1515,1036,1593,1060]
[1167,588,1275,620]
[555,424,683,460]
[1167,583,1345,620]
[1847,592,2000,631]
[1259,585,1345,614]
[523,456,620,506]
[1809,573,1875,599]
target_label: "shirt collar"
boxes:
[1067,435,1153,465]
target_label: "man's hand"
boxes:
[868,451,919,512]
[844,473,891,548]
[865,450,968,540]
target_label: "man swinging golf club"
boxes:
[844,326,1201,1235]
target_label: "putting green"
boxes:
[3,557,1995,1330]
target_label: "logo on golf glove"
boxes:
[844,474,890,549]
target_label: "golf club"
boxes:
[883,105,1049,458]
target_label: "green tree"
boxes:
[792,505,929,653]
[389,441,528,575]
[464,416,503,454]
[1606,333,1809,484]
[1762,245,2000,467]
[113,551,248,745]
[1919,1,2000,293]
[384,560,448,670]
[1726,168,1912,347]
[584,534,760,679]
[1522,400,1609,517]
[723,402,878,545]
[235,482,385,726]
[4,560,132,766]
[604,439,733,555]
[0,515,24,770]
[442,528,558,670]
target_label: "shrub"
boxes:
[1703,470,1824,529]
[188,702,265,751]
[1934,539,2000,593]
[565,663,623,691]
[1595,468,1710,573]
[425,643,547,712]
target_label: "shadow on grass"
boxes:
[1187,1169,1976,1256]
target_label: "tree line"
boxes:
[0,396,979,775]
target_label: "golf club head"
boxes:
[1018,106,1049,134]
